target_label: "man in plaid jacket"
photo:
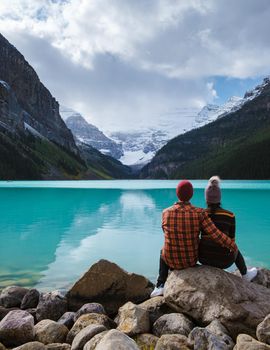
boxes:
[150,180,238,297]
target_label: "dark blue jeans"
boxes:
[157,251,170,287]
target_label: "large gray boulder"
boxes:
[138,296,174,325]
[154,334,190,350]
[67,313,115,344]
[66,260,153,315]
[116,302,150,336]
[83,331,108,350]
[0,310,34,347]
[87,329,139,350]
[164,266,270,339]
[34,319,68,344]
[36,291,67,322]
[153,313,194,337]
[58,312,76,330]
[188,327,234,350]
[21,289,40,310]
[74,303,105,322]
[205,319,231,337]
[71,324,106,350]
[257,314,270,344]
[205,319,235,347]
[0,286,28,308]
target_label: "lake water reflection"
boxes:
[0,180,269,290]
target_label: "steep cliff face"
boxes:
[140,78,270,179]
[0,33,132,179]
[0,80,24,132]
[0,33,77,154]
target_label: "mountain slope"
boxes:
[60,106,123,159]
[0,78,86,179]
[0,33,131,179]
[0,33,77,154]
[140,78,270,179]
[0,126,87,180]
[77,142,132,179]
[193,96,244,128]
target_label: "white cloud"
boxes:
[207,82,218,99]
[0,0,270,131]
[1,1,209,70]
[5,0,269,78]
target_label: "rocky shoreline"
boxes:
[1,260,270,349]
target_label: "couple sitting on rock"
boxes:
[151,176,257,297]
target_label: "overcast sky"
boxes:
[0,0,270,132]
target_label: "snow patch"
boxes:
[120,150,155,166]
[244,77,270,101]
[192,96,244,129]
[24,122,46,139]
[0,80,10,90]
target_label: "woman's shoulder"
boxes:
[213,207,235,218]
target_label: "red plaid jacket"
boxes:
[161,202,238,269]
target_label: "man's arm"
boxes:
[162,210,169,232]
[200,211,238,252]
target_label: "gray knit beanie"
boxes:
[205,176,221,204]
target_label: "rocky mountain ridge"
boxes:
[193,96,244,128]
[60,106,123,160]
[0,34,77,154]
[140,77,270,179]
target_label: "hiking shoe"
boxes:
[242,267,258,282]
[150,284,164,298]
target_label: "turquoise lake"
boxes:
[0,180,269,291]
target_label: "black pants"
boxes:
[157,252,170,287]
[234,250,247,275]
[156,250,247,287]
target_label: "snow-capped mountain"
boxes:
[60,105,200,168]
[109,107,200,167]
[140,77,270,179]
[59,77,270,168]
[59,96,247,168]
[60,106,123,160]
[192,77,270,130]
[109,129,169,167]
[193,96,244,128]
[244,76,270,99]
[109,97,245,167]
